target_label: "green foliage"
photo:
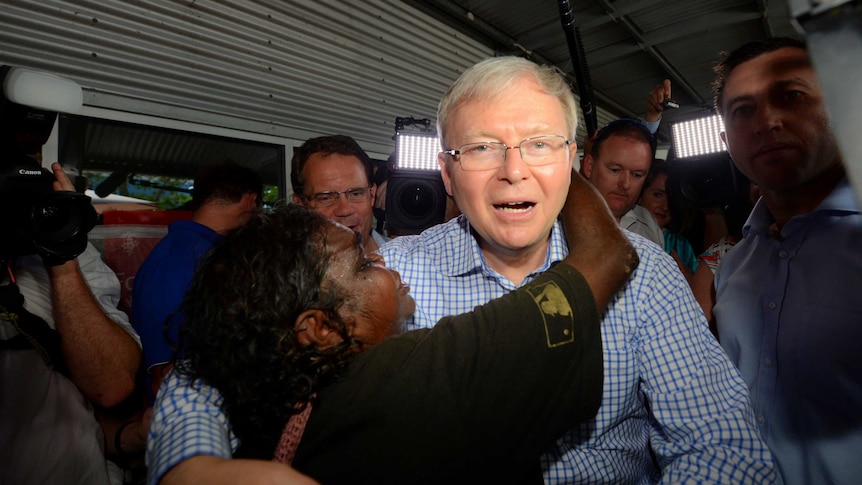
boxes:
[263,185,280,207]
[85,171,192,210]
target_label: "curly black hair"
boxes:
[174,204,358,457]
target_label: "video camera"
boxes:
[386,118,448,235]
[0,65,95,263]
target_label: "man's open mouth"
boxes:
[494,201,535,213]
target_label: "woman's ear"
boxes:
[294,309,345,349]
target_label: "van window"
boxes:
[58,114,285,211]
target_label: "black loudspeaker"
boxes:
[384,170,447,235]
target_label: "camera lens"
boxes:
[397,184,437,219]
[384,171,447,235]
[32,201,80,241]
[29,192,95,255]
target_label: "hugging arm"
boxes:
[560,170,639,309]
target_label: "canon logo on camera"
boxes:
[18,168,42,176]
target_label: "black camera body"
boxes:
[0,153,96,263]
[385,169,447,236]
[0,65,95,263]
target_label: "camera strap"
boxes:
[0,280,70,378]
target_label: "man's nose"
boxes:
[618,172,631,190]
[754,103,782,134]
[332,194,353,214]
[498,145,529,182]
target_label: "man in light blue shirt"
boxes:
[713,37,862,484]
[380,56,773,483]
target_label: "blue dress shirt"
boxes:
[715,178,862,485]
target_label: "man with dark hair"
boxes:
[582,118,664,247]
[133,161,262,394]
[290,135,387,252]
[189,161,265,212]
[712,36,862,484]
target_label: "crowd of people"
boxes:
[2,35,859,485]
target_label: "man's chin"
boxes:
[609,204,634,220]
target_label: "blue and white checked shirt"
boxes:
[379,215,776,484]
[146,371,236,485]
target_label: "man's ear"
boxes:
[438,152,454,197]
[369,183,377,205]
[582,154,594,179]
[567,141,579,167]
[292,193,305,206]
[294,309,345,349]
[240,192,260,210]
[720,130,728,148]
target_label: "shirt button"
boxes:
[757,415,765,424]
[764,358,773,367]
[768,302,777,310]
[779,250,788,258]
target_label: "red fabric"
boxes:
[101,210,192,226]
[272,403,313,465]
[90,210,193,317]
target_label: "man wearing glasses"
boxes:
[291,135,388,253]
[379,55,775,482]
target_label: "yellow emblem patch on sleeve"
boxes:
[526,280,575,348]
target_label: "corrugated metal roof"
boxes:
[0,0,493,157]
[408,0,802,145]
[1,0,805,173]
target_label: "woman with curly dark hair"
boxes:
[155,172,639,485]
[173,204,369,458]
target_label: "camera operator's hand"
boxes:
[41,161,77,266]
[50,162,76,192]
[38,163,97,267]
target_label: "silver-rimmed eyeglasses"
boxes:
[303,186,372,207]
[443,135,572,171]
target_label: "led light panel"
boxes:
[395,132,440,171]
[671,114,726,159]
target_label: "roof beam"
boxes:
[402,0,633,116]
[591,0,704,104]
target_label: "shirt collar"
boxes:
[743,177,860,238]
[440,215,567,279]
